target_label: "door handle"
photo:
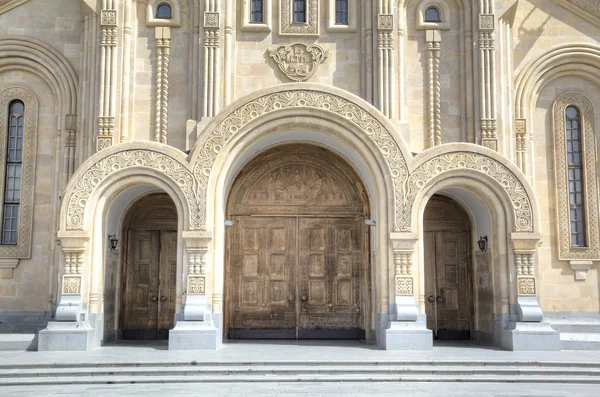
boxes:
[436,296,443,303]
[151,295,158,302]
[287,294,295,301]
[160,296,168,303]
[300,294,308,301]
[427,295,435,303]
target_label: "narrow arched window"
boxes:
[335,0,348,25]
[2,100,24,245]
[293,0,307,23]
[250,0,263,23]
[425,6,441,22]
[156,3,172,19]
[565,105,586,247]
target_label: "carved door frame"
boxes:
[118,193,179,340]
[224,144,372,340]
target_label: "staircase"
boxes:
[1,360,600,385]
[549,317,600,350]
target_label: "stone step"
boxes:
[0,334,37,351]
[550,320,600,334]
[561,332,600,350]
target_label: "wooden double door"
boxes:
[122,229,177,340]
[228,216,365,339]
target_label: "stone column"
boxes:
[202,11,221,119]
[500,233,560,350]
[515,118,527,173]
[478,12,498,150]
[169,231,221,350]
[65,114,78,181]
[425,30,441,148]
[97,3,118,151]
[377,13,394,118]
[383,233,432,350]
[154,27,171,144]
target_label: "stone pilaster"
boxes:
[154,27,171,144]
[202,11,221,119]
[515,118,527,173]
[479,13,498,150]
[425,30,441,148]
[377,13,394,118]
[511,233,543,322]
[65,114,77,180]
[97,7,118,151]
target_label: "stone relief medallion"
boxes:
[268,43,329,82]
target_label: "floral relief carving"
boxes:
[193,89,409,231]
[517,278,536,296]
[67,150,201,230]
[396,277,413,295]
[0,87,38,258]
[187,275,206,294]
[62,276,82,294]
[404,152,533,232]
[268,42,329,82]
[552,93,600,260]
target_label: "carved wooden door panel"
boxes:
[124,230,160,339]
[425,231,471,340]
[298,218,364,339]
[229,216,297,338]
[157,230,177,338]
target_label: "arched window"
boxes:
[565,105,586,247]
[335,0,348,25]
[293,0,307,23]
[425,6,441,22]
[156,3,172,19]
[251,0,263,23]
[3,100,24,245]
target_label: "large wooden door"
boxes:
[123,230,177,340]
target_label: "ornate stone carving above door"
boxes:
[268,43,328,82]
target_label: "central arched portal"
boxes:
[225,144,371,339]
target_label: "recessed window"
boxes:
[293,0,307,23]
[2,100,24,245]
[565,105,587,247]
[250,0,263,23]
[425,6,441,23]
[156,3,172,19]
[335,0,348,25]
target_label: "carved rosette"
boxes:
[268,43,329,82]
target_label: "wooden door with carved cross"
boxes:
[424,196,472,340]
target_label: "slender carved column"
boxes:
[377,14,394,118]
[515,119,527,173]
[479,12,498,150]
[181,231,213,322]
[154,27,171,144]
[56,246,86,321]
[426,30,441,147]
[65,115,77,180]
[202,11,221,118]
[390,233,419,321]
[97,4,118,151]
[511,234,543,322]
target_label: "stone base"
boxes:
[382,321,433,350]
[500,321,561,351]
[0,333,37,351]
[169,320,221,350]
[38,321,95,351]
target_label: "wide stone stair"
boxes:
[548,316,600,350]
[1,360,600,385]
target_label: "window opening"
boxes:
[2,100,24,245]
[565,105,587,247]
[335,0,348,25]
[293,0,306,23]
[425,6,441,22]
[156,3,172,19]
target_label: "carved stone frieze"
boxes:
[404,152,533,232]
[552,93,600,260]
[517,277,536,296]
[67,150,201,230]
[280,0,319,36]
[193,89,409,231]
[268,42,328,82]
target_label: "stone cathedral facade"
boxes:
[0,0,598,351]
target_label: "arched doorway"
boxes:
[225,144,371,339]
[423,195,473,340]
[119,193,178,340]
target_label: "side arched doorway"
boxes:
[423,195,473,340]
[119,193,178,340]
[225,144,371,339]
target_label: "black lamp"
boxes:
[108,234,118,251]
[478,235,488,252]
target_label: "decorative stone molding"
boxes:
[326,0,357,32]
[377,14,393,30]
[0,0,30,15]
[426,30,441,148]
[416,0,451,30]
[154,27,171,144]
[202,11,221,118]
[570,260,593,281]
[193,87,409,231]
[515,118,527,173]
[0,258,19,279]
[241,0,272,32]
[146,0,182,27]
[517,277,536,296]
[390,232,419,321]
[377,14,395,118]
[478,12,497,151]
[98,6,118,152]
[405,152,534,232]
[280,0,319,36]
[552,93,600,260]
[66,149,201,230]
[396,277,413,295]
[267,42,329,82]
[479,14,495,30]
[101,9,117,26]
[187,275,206,294]
[0,87,38,259]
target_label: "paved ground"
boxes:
[1,382,598,396]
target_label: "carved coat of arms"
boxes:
[268,42,329,82]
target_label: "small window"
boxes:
[425,6,441,23]
[156,3,172,19]
[293,0,307,23]
[335,0,348,25]
[2,100,24,245]
[250,0,263,23]
[565,105,587,247]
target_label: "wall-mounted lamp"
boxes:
[108,234,119,251]
[478,235,488,252]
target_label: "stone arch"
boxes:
[189,83,411,232]
[60,142,197,233]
